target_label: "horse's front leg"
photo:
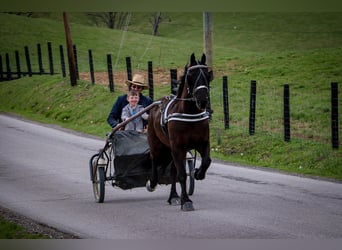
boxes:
[193,143,211,181]
[173,153,194,211]
[167,162,180,205]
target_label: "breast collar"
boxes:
[160,96,210,127]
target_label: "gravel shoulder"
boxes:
[0,205,80,239]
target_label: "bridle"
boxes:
[185,64,209,98]
[175,64,209,103]
[161,63,210,125]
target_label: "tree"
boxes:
[86,12,129,29]
[151,12,162,36]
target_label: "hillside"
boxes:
[0,12,341,180]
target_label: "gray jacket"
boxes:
[121,104,148,132]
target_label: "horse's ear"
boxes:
[190,53,196,65]
[201,53,206,65]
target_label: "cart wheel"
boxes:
[186,158,195,196]
[91,155,105,203]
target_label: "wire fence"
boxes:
[1,42,340,149]
[219,77,340,149]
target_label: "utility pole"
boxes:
[203,12,214,118]
[63,12,77,86]
[203,12,213,72]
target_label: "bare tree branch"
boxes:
[86,12,129,29]
[150,12,162,36]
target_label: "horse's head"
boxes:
[183,53,213,110]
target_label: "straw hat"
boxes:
[126,74,149,90]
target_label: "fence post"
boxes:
[72,44,79,80]
[5,53,11,80]
[148,61,154,101]
[126,56,132,81]
[15,50,21,79]
[170,69,178,95]
[107,54,114,92]
[331,82,339,149]
[223,76,229,129]
[249,80,257,135]
[284,84,291,142]
[47,42,54,75]
[59,45,66,77]
[37,43,44,74]
[0,55,3,81]
[88,49,95,84]
[24,46,32,77]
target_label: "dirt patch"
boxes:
[79,68,178,92]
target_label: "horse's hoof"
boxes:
[192,168,205,180]
[169,197,181,206]
[146,180,156,192]
[181,201,194,211]
[190,168,197,179]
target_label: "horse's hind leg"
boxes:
[167,162,180,205]
[147,146,171,192]
[146,159,158,192]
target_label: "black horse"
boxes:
[146,53,213,211]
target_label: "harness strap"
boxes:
[187,65,208,71]
[185,64,209,97]
[160,96,210,137]
[162,97,176,123]
[166,111,210,123]
[160,97,175,137]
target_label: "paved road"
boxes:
[0,114,342,239]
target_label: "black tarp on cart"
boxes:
[113,130,172,189]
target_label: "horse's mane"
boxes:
[176,57,202,98]
[176,64,188,98]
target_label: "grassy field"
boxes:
[0,12,341,181]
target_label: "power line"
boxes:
[113,12,131,71]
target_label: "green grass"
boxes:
[0,216,49,239]
[0,12,341,181]
[1,75,341,181]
